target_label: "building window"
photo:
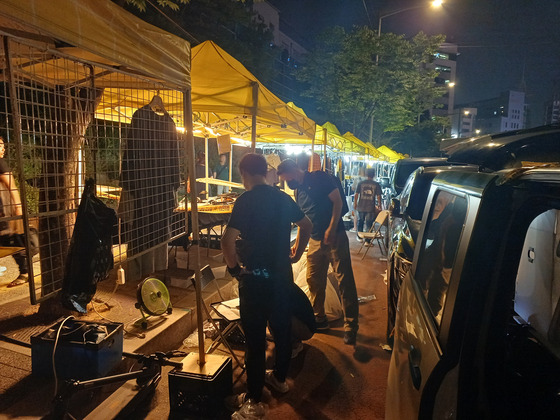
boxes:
[435,65,452,73]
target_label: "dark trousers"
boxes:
[239,273,292,402]
[0,234,28,274]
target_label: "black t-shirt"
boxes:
[296,171,345,240]
[227,184,304,271]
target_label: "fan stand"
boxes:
[134,277,173,329]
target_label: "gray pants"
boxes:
[306,232,359,332]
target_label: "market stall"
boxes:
[0,0,194,303]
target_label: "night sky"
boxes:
[268,0,560,126]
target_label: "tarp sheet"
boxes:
[0,0,190,90]
[190,40,315,142]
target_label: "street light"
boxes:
[377,0,444,37]
[370,0,444,141]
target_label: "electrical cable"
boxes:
[52,315,75,398]
[91,300,145,339]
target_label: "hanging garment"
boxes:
[119,105,180,256]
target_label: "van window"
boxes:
[514,209,560,351]
[415,191,468,326]
[506,208,560,418]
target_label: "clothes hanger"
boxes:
[149,91,166,115]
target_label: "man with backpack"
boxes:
[354,168,382,242]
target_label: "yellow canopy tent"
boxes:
[0,0,224,367]
[190,40,315,147]
[0,0,190,91]
[342,132,391,160]
[0,0,191,128]
[377,145,404,163]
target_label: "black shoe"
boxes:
[315,317,330,331]
[343,331,357,345]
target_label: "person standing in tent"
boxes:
[354,168,382,241]
[277,158,359,345]
[212,153,229,195]
[221,153,312,415]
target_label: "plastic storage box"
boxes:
[31,318,123,380]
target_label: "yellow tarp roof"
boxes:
[190,41,315,142]
[0,0,190,90]
[342,132,390,160]
[0,0,192,129]
[377,145,404,163]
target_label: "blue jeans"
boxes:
[357,211,374,233]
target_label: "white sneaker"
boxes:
[231,397,268,420]
[265,369,289,393]
[225,392,247,412]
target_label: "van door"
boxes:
[386,190,469,420]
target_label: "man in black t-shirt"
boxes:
[277,159,359,345]
[221,153,312,413]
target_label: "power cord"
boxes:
[52,315,75,398]
[91,300,145,339]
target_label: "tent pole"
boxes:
[251,82,258,152]
[323,127,327,171]
[310,128,315,171]
[184,88,205,366]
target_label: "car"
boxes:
[386,165,560,420]
[390,157,449,197]
[444,124,560,170]
[385,165,479,346]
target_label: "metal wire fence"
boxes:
[0,36,188,303]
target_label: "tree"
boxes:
[118,0,189,12]
[116,0,278,85]
[296,26,446,144]
[386,116,450,157]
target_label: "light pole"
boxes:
[376,0,444,63]
[369,0,444,142]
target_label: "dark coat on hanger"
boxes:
[120,105,180,255]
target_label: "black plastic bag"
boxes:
[61,179,117,313]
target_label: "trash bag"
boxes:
[61,178,117,313]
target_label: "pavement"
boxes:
[0,232,392,419]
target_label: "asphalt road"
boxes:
[136,232,392,420]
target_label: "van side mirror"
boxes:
[390,198,401,217]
